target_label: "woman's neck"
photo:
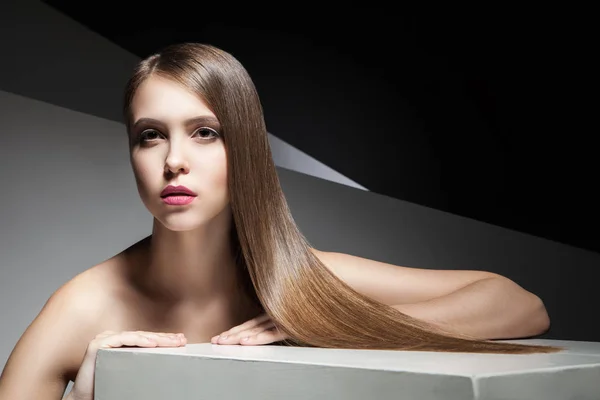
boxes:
[130,214,241,307]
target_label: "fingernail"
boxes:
[241,337,249,341]
[220,335,228,340]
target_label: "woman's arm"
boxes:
[0,279,105,399]
[393,277,550,339]
[312,249,549,339]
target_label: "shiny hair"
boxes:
[122,42,561,354]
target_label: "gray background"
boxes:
[0,1,598,395]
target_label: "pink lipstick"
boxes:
[160,185,197,206]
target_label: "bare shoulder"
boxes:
[0,255,127,398]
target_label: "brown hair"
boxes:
[123,42,562,354]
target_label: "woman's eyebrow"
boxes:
[132,116,221,130]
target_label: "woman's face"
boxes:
[128,75,229,231]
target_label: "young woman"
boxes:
[0,42,561,400]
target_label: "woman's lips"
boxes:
[160,184,197,205]
[160,184,197,197]
[162,195,196,205]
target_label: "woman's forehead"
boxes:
[131,76,215,122]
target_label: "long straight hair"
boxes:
[123,42,561,354]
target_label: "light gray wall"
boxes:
[0,91,153,397]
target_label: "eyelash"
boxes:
[136,127,219,144]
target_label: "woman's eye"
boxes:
[194,127,219,139]
[139,129,161,142]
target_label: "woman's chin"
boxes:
[155,214,205,232]
[148,202,230,232]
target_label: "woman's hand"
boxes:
[68,330,186,400]
[211,313,289,346]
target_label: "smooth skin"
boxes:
[0,75,550,399]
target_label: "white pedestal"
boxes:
[94,339,600,400]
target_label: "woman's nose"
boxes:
[164,145,190,175]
